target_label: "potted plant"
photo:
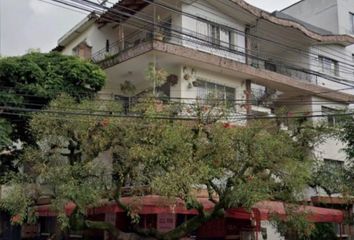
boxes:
[154,15,165,41]
[167,74,178,86]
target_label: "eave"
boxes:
[228,0,354,46]
[54,12,99,52]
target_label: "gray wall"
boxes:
[282,0,340,34]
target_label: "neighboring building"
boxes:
[282,0,354,92]
[49,0,354,239]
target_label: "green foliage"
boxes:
[1,95,327,238]
[0,184,35,225]
[145,62,168,96]
[0,52,106,178]
[300,223,337,240]
[0,52,105,101]
[120,80,136,96]
[0,119,12,149]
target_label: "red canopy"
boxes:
[36,197,344,223]
[227,201,344,223]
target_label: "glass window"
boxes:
[351,12,354,33]
[195,80,235,107]
[319,56,339,76]
[220,28,231,48]
[209,24,220,45]
[207,24,236,50]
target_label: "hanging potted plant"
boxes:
[167,74,178,86]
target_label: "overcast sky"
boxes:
[0,0,299,56]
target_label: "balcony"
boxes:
[92,26,323,86]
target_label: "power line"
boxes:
[36,0,89,15]
[75,0,354,87]
[2,105,354,121]
[47,0,354,87]
[190,0,354,67]
[146,0,354,72]
[2,86,354,104]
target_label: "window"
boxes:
[322,106,344,127]
[209,24,220,45]
[265,61,277,72]
[207,23,237,50]
[195,80,235,107]
[106,39,110,52]
[324,159,344,169]
[72,41,92,60]
[350,12,354,33]
[319,56,339,76]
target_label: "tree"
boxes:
[309,114,354,197]
[0,94,329,240]
[0,52,105,178]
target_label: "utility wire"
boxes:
[2,105,354,121]
[146,0,354,72]
[2,86,354,104]
[73,0,354,86]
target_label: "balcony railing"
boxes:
[92,26,323,86]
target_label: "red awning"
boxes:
[227,201,344,223]
[36,197,344,223]
[36,195,215,217]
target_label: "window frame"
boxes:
[207,23,237,50]
[195,79,236,107]
[318,55,339,76]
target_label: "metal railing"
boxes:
[91,26,322,85]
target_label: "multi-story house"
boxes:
[281,0,354,93]
[48,0,354,239]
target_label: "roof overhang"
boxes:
[55,12,99,51]
[228,0,354,47]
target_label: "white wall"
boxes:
[309,45,354,95]
[181,1,246,63]
[311,96,348,163]
[337,0,354,35]
[61,23,118,57]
